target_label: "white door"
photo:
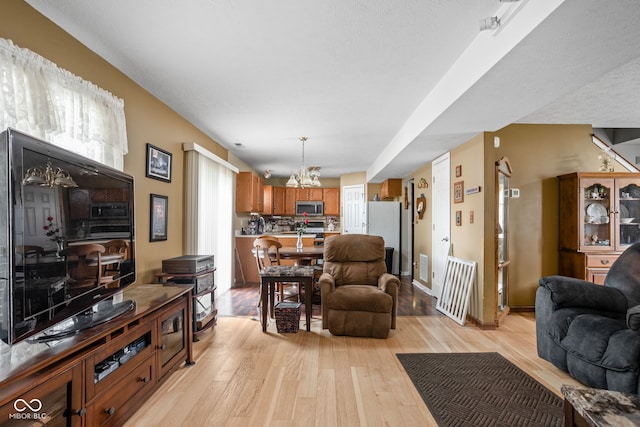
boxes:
[342,184,366,234]
[431,153,450,299]
[22,186,62,251]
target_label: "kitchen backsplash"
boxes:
[263,215,340,233]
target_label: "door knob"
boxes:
[441,237,449,242]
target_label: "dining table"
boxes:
[259,265,315,332]
[274,245,325,265]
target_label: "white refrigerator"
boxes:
[367,201,401,275]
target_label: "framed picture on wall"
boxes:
[146,144,172,182]
[454,181,464,203]
[150,194,168,241]
[455,165,462,177]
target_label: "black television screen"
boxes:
[0,128,136,344]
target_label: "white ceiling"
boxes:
[26,0,640,182]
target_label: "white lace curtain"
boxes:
[0,38,128,170]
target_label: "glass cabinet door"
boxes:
[158,307,186,379]
[581,179,613,250]
[616,179,640,249]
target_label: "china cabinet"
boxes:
[558,172,640,283]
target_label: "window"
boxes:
[0,38,127,169]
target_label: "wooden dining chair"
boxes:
[16,245,45,279]
[102,239,130,286]
[61,243,110,296]
[253,237,300,307]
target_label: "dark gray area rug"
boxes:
[396,352,563,427]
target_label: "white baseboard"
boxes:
[412,279,432,296]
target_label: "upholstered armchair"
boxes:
[318,234,399,338]
[536,242,640,393]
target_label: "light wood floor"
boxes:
[124,312,579,427]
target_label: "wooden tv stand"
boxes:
[0,283,194,427]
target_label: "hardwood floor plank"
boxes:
[315,368,339,426]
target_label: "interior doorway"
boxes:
[342,184,366,234]
[431,153,451,299]
[404,179,414,279]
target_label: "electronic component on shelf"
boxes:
[162,255,214,274]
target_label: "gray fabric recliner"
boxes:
[536,242,640,393]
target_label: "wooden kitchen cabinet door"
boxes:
[295,188,323,201]
[323,188,340,215]
[285,188,296,215]
[273,187,286,215]
[262,185,274,215]
[236,172,263,212]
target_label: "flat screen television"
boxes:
[0,128,136,344]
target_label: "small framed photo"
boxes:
[146,143,172,182]
[454,181,464,204]
[456,210,462,226]
[150,194,168,242]
[455,165,462,177]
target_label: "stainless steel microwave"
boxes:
[90,202,130,220]
[296,201,324,216]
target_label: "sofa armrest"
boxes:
[539,275,627,313]
[319,273,335,329]
[378,273,399,295]
[378,273,399,329]
[318,272,335,292]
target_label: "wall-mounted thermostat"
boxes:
[510,188,520,198]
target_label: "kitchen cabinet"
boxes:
[296,188,323,201]
[558,172,640,282]
[263,185,286,215]
[285,188,296,215]
[380,179,402,199]
[273,187,286,215]
[263,185,273,215]
[323,188,340,215]
[236,172,263,212]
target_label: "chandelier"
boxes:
[22,161,78,188]
[286,137,321,188]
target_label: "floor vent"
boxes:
[419,254,428,282]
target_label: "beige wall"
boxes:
[2,1,232,284]
[412,163,432,287]
[448,134,494,322]
[340,172,367,189]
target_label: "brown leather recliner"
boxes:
[318,234,399,338]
